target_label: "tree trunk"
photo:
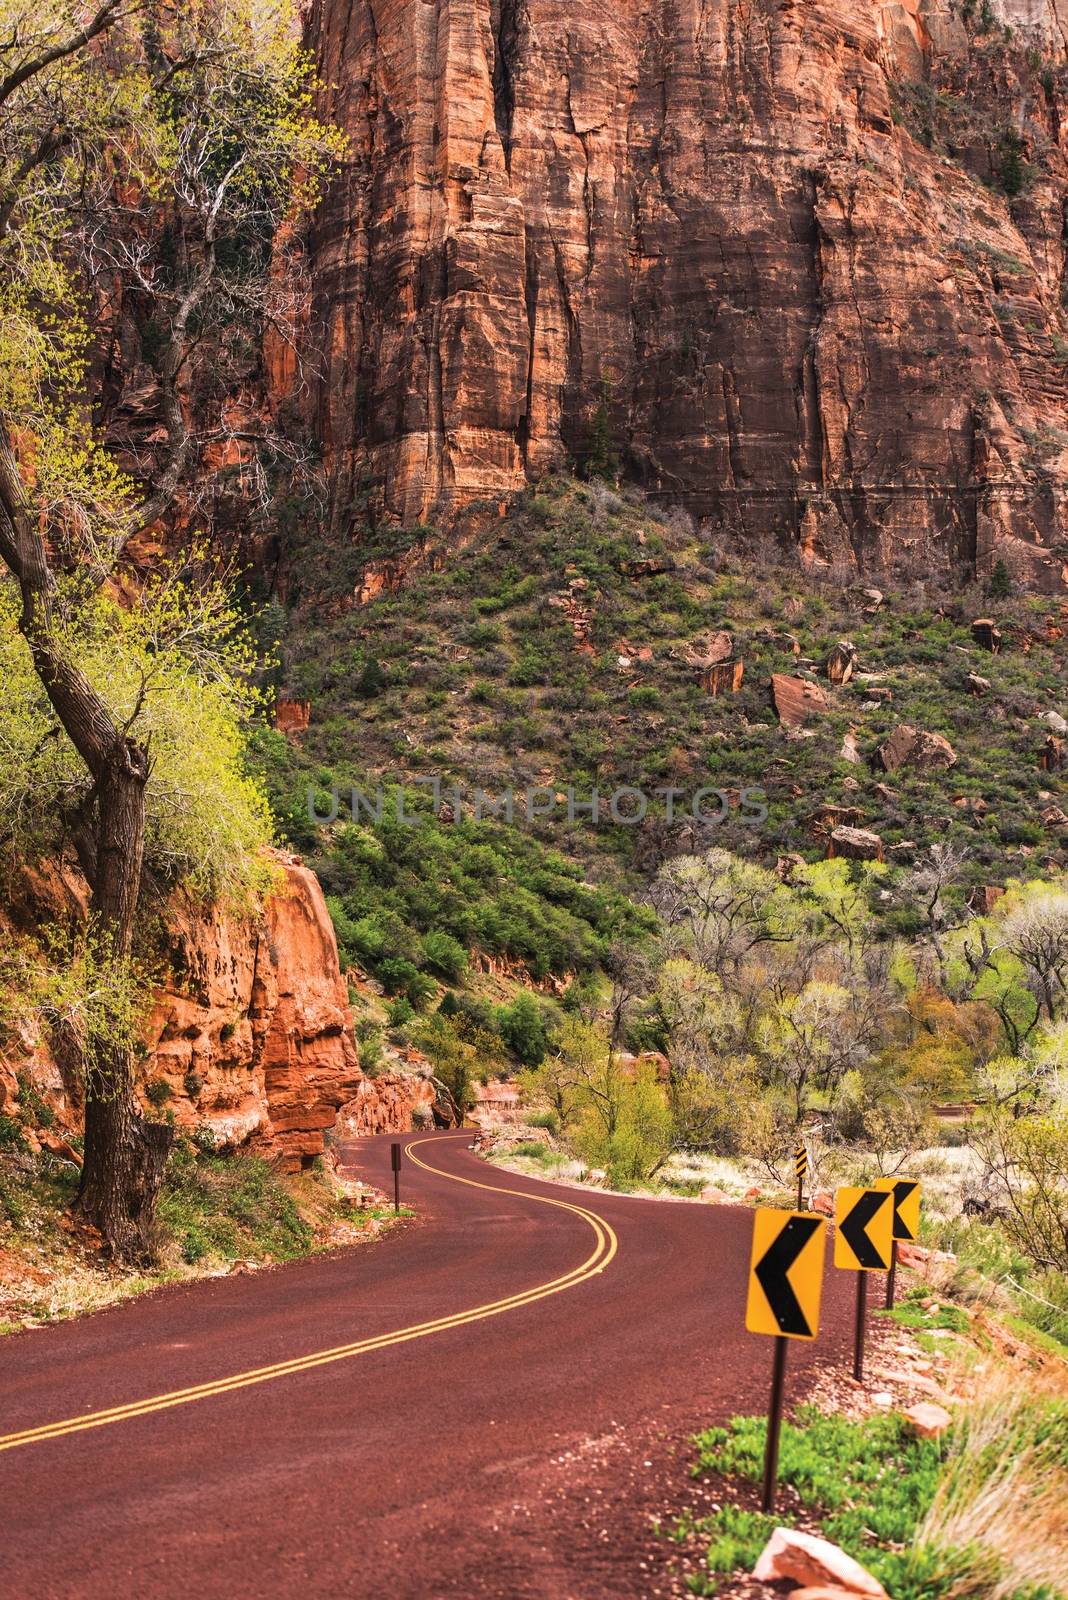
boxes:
[72,741,173,1261]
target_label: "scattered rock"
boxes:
[703,659,745,696]
[824,640,858,685]
[753,1529,887,1598]
[1040,734,1064,771]
[705,630,735,664]
[828,826,884,863]
[841,730,862,765]
[971,618,1003,654]
[274,697,311,734]
[811,805,865,836]
[615,555,676,578]
[700,1186,732,1204]
[776,854,806,882]
[772,674,829,727]
[967,885,1004,915]
[901,1402,953,1439]
[876,724,957,773]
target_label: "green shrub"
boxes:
[497,992,550,1066]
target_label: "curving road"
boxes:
[0,1132,857,1599]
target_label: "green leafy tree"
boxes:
[0,0,341,1259]
[498,991,550,1066]
[414,1014,478,1127]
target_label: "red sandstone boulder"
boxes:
[828,826,884,863]
[823,640,857,685]
[772,674,829,728]
[703,659,745,696]
[877,724,957,773]
[753,1530,886,1597]
[901,1402,953,1439]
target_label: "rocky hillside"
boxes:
[259,476,1066,988]
[262,0,1068,585]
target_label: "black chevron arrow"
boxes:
[754,1215,822,1337]
[841,1190,891,1268]
[890,1180,918,1240]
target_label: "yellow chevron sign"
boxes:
[876,1177,922,1241]
[746,1208,826,1341]
[834,1186,894,1272]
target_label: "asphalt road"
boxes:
[0,1132,858,1599]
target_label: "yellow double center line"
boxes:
[0,1134,618,1455]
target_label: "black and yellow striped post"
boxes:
[794,1143,808,1210]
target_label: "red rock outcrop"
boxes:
[149,855,363,1170]
[338,1072,441,1135]
[283,0,1068,586]
[0,855,417,1173]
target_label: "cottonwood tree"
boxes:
[0,0,340,1259]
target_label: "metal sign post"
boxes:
[391,1142,402,1214]
[745,1207,826,1512]
[834,1186,894,1383]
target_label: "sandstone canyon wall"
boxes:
[283,0,1068,585]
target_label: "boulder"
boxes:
[700,1185,732,1204]
[966,673,990,696]
[1040,734,1065,771]
[876,724,957,773]
[615,555,676,578]
[703,659,745,696]
[274,697,311,734]
[824,640,857,685]
[702,630,735,664]
[901,1402,953,1439]
[841,730,862,765]
[753,1529,887,1597]
[1043,710,1068,735]
[828,826,884,863]
[772,674,829,728]
[968,885,1004,915]
[971,618,1003,654]
[812,1189,834,1216]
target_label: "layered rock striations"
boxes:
[286,0,1068,585]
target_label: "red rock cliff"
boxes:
[0,856,372,1172]
[284,0,1068,585]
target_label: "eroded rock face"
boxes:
[141,856,365,1171]
[285,0,1068,586]
[1,855,376,1173]
[338,1072,440,1135]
